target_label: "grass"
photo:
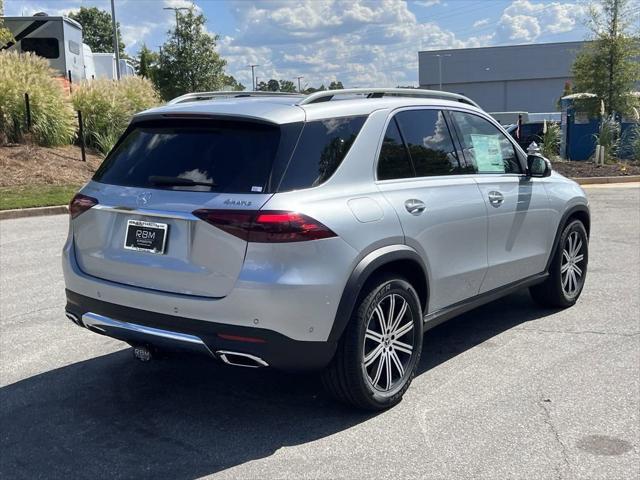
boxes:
[0,184,79,210]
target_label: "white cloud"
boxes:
[414,0,441,7]
[496,0,587,43]
[473,18,490,28]
[220,0,488,88]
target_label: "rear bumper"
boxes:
[65,290,337,371]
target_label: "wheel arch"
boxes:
[327,245,429,344]
[545,204,590,272]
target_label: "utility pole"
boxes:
[248,64,259,90]
[164,7,189,49]
[296,76,304,93]
[110,0,121,80]
[608,0,619,114]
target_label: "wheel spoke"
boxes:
[573,264,583,277]
[374,305,387,332]
[389,299,408,334]
[371,351,385,386]
[561,262,571,273]
[364,343,384,367]
[573,238,583,257]
[394,320,413,339]
[392,339,413,355]
[385,351,392,390]
[562,270,570,289]
[574,253,584,264]
[365,328,383,343]
[567,234,574,256]
[387,295,395,332]
[569,269,576,293]
[389,349,404,378]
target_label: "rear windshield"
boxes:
[93,115,367,193]
[93,119,302,193]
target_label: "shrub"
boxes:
[0,52,76,146]
[541,122,561,159]
[72,77,160,154]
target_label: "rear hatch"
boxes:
[72,117,302,297]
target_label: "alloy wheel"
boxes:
[561,231,585,297]
[362,293,416,392]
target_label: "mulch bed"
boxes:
[0,144,103,187]
[552,159,640,178]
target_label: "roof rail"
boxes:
[297,88,480,108]
[167,91,302,105]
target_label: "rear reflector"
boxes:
[69,193,98,219]
[192,209,336,243]
[217,333,266,344]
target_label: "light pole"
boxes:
[434,54,451,91]
[248,64,259,91]
[296,76,304,93]
[110,0,120,80]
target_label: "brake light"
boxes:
[69,193,98,219]
[192,209,336,243]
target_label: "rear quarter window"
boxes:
[277,116,367,191]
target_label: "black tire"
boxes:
[322,274,423,410]
[530,219,588,308]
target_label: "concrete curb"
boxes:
[1,175,639,221]
[0,205,68,220]
[574,175,640,185]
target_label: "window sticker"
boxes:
[251,186,263,192]
[470,134,504,172]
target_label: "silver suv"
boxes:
[63,88,590,410]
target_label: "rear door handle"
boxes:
[405,199,426,215]
[488,191,504,207]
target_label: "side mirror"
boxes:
[527,154,551,178]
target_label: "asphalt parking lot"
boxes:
[1,184,638,480]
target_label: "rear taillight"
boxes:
[69,193,98,219]
[192,209,336,243]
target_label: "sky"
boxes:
[4,0,629,88]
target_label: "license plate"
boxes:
[124,219,168,254]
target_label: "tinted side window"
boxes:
[21,38,60,59]
[451,111,522,174]
[377,118,414,180]
[395,110,465,177]
[278,116,366,191]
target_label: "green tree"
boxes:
[68,6,125,55]
[571,0,640,115]
[279,80,296,92]
[133,43,158,80]
[223,75,245,91]
[0,17,14,49]
[328,80,344,90]
[155,8,227,100]
[266,79,280,91]
[256,80,268,91]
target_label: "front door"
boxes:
[449,110,553,292]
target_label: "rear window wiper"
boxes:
[148,175,217,188]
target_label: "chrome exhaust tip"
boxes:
[65,311,83,327]
[216,350,268,368]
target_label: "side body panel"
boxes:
[474,176,554,292]
[377,176,488,312]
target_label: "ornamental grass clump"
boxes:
[72,77,160,155]
[0,51,76,146]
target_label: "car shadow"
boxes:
[1,290,556,479]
